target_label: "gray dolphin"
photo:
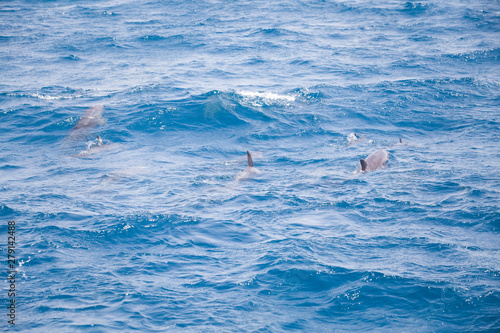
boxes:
[71,105,105,132]
[236,151,261,181]
[347,132,365,146]
[360,149,389,172]
[73,135,120,158]
[66,105,106,142]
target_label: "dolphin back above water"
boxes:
[360,149,389,172]
[247,150,254,167]
[236,151,261,181]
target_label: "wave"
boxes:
[124,89,303,133]
[1,86,103,101]
[0,203,17,217]
[236,90,296,107]
[443,47,500,63]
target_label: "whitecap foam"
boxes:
[237,90,296,107]
[30,93,83,100]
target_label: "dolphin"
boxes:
[65,105,106,143]
[96,135,103,147]
[236,151,261,181]
[72,105,105,131]
[360,149,389,172]
[73,135,120,158]
[347,132,364,146]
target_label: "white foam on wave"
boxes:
[237,90,296,107]
[31,93,83,100]
[7,92,87,100]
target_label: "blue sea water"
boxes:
[1,0,499,331]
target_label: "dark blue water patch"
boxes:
[250,266,497,330]
[0,35,16,44]
[289,59,312,66]
[139,34,182,42]
[317,275,493,331]
[463,9,500,31]
[306,1,395,18]
[374,77,483,100]
[136,33,207,50]
[268,267,360,293]
[409,34,436,42]
[0,203,16,217]
[391,59,430,72]
[4,110,78,144]
[0,164,24,171]
[401,2,431,16]
[357,79,498,131]
[110,83,189,103]
[85,213,201,240]
[93,36,123,49]
[73,5,121,18]
[443,47,500,64]
[461,209,500,230]
[60,54,80,61]
[49,33,125,57]
[251,28,302,37]
[124,19,164,26]
[125,90,290,133]
[32,211,93,224]
[420,180,462,194]
[52,42,81,54]
[42,114,80,133]
[243,57,266,66]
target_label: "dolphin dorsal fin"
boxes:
[360,159,367,171]
[247,151,254,167]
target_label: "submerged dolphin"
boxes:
[68,105,106,141]
[66,105,106,142]
[74,135,119,158]
[360,149,389,172]
[236,151,261,181]
[72,105,105,131]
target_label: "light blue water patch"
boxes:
[0,0,499,332]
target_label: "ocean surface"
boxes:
[1,0,499,332]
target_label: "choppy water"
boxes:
[1,0,499,332]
